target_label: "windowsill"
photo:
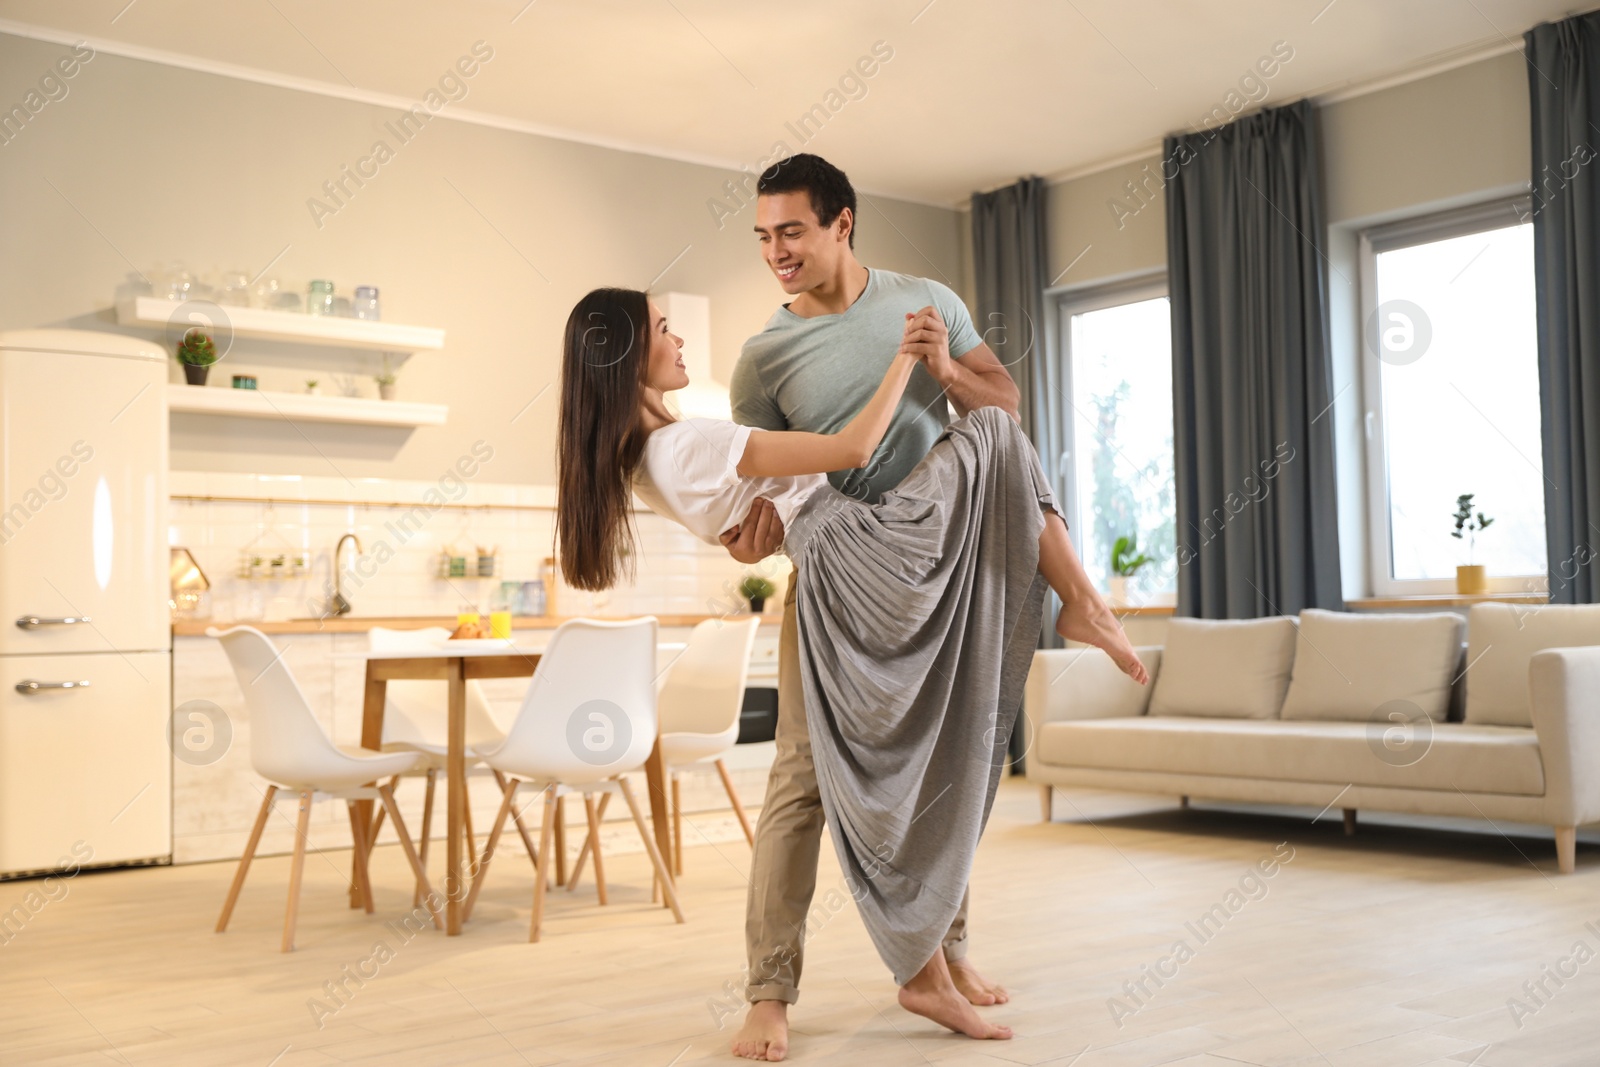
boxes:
[1110,604,1177,616]
[1348,592,1550,610]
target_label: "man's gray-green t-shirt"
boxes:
[729,269,984,503]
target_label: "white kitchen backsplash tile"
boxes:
[169,475,789,620]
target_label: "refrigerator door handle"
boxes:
[14,616,92,630]
[14,679,92,694]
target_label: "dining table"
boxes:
[339,635,684,935]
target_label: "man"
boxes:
[722,153,1021,1062]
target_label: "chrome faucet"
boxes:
[329,533,362,616]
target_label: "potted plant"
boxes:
[739,574,776,614]
[304,378,320,396]
[1452,493,1494,594]
[1108,533,1151,606]
[374,355,397,400]
[175,328,218,386]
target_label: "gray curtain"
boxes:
[1164,98,1344,618]
[972,176,1060,646]
[971,177,1055,772]
[1526,15,1600,604]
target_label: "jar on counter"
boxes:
[353,286,381,321]
[306,279,335,317]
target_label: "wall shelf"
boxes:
[117,296,445,354]
[166,384,447,428]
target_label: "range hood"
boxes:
[658,291,731,420]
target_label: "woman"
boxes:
[556,287,1145,1037]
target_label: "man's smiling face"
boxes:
[754,190,852,297]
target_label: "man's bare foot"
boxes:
[898,951,1013,1041]
[1057,601,1149,685]
[731,1000,789,1061]
[948,957,1010,1006]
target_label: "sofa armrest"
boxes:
[1529,646,1600,827]
[1022,647,1159,769]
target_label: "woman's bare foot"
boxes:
[898,951,1013,1040]
[731,1000,789,1061]
[948,957,1010,1005]
[1057,601,1149,685]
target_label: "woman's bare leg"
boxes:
[1038,511,1149,685]
[897,948,1013,1040]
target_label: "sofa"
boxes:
[1023,603,1600,872]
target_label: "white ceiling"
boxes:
[0,0,1577,205]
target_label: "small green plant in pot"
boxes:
[739,574,776,614]
[374,355,398,400]
[1107,533,1152,605]
[176,328,218,386]
[1451,493,1494,594]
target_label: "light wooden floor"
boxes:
[3,779,1598,1066]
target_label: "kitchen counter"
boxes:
[172,612,780,636]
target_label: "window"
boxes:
[1360,200,1547,594]
[1053,278,1177,603]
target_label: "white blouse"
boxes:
[632,418,828,546]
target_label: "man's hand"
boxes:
[901,305,955,386]
[720,497,785,564]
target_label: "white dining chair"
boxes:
[363,627,540,896]
[463,618,683,942]
[569,617,760,884]
[208,626,441,952]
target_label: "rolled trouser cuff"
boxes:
[746,982,800,1006]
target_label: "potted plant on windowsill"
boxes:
[739,574,776,614]
[1108,533,1151,606]
[176,328,218,386]
[1452,493,1494,594]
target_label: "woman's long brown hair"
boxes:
[556,287,653,591]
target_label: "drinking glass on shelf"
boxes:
[353,286,381,321]
[307,279,335,316]
[217,270,251,307]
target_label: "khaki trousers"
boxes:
[744,567,970,1004]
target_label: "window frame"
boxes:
[1044,270,1176,605]
[1357,196,1547,597]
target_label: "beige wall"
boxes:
[1033,49,1531,291]
[0,32,966,483]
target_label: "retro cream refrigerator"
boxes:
[0,329,170,877]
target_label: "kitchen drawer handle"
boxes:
[14,680,92,694]
[15,615,92,630]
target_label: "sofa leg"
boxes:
[1556,826,1576,874]
[1343,809,1357,837]
[1179,795,1190,809]
[1039,785,1052,823]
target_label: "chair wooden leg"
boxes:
[493,769,541,869]
[415,768,437,907]
[582,793,608,906]
[554,796,568,887]
[281,790,313,953]
[530,787,558,943]
[1343,808,1358,837]
[379,784,443,930]
[671,773,684,877]
[567,793,610,893]
[1556,826,1577,874]
[217,784,276,933]
[367,773,401,843]
[618,776,683,924]
[715,759,754,846]
[346,801,375,914]
[464,777,518,922]
[463,781,477,871]
[1040,784,1053,822]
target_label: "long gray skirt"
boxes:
[780,405,1055,985]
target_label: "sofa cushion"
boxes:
[1466,603,1600,727]
[1280,609,1463,723]
[1035,717,1544,796]
[1146,616,1297,720]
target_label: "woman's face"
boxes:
[642,301,688,393]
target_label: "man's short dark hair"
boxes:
[757,154,858,247]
